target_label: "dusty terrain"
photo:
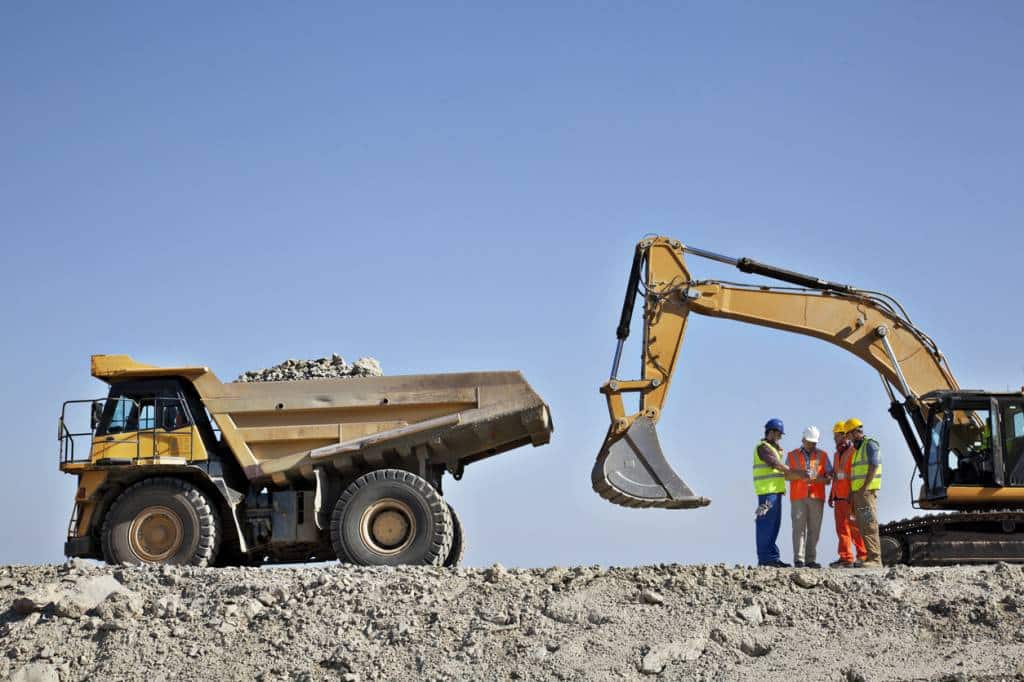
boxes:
[2,561,1023,681]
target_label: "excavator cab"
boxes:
[919,391,1024,503]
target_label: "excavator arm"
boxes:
[593,236,960,509]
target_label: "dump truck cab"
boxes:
[59,354,552,567]
[88,380,208,464]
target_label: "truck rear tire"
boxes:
[331,469,452,566]
[101,478,220,566]
[443,502,465,567]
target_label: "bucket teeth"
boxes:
[592,416,711,510]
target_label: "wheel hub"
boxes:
[359,498,416,556]
[129,505,184,563]
[880,534,904,566]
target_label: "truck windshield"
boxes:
[97,394,191,436]
[105,398,139,434]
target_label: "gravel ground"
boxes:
[2,562,1024,681]
[235,355,382,382]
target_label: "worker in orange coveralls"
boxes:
[828,421,866,568]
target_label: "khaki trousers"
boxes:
[790,497,824,563]
[852,488,882,565]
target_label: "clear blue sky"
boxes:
[2,3,1021,567]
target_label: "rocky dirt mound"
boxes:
[235,355,383,382]
[2,562,1024,681]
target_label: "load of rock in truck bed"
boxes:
[234,354,383,382]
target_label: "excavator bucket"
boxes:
[592,416,711,509]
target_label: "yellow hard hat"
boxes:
[844,418,864,432]
[833,421,847,434]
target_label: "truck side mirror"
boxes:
[91,401,103,432]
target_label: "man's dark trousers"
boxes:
[755,492,783,564]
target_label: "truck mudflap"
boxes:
[65,536,96,558]
[592,416,710,509]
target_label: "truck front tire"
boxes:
[101,478,220,567]
[331,469,452,566]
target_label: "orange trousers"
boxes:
[834,499,866,563]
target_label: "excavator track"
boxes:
[880,509,1024,566]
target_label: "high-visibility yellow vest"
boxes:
[753,441,786,495]
[850,438,882,492]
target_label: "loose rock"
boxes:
[7,662,59,682]
[737,604,764,625]
[640,589,664,605]
[740,635,773,657]
[640,638,705,674]
[235,355,383,382]
[791,572,819,589]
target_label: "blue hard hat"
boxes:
[764,418,785,434]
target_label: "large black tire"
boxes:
[101,478,220,566]
[331,469,452,566]
[443,502,465,568]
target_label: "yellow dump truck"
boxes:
[59,355,552,567]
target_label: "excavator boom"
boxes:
[594,236,959,510]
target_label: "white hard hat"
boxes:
[802,426,820,443]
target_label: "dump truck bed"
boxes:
[89,356,553,485]
[207,371,552,484]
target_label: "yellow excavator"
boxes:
[594,236,1024,565]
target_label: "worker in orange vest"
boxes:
[785,426,831,568]
[828,421,867,568]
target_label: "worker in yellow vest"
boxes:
[753,418,807,567]
[845,418,883,568]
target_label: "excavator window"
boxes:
[926,417,945,492]
[946,408,995,485]
[1001,400,1024,485]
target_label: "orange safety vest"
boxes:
[831,444,855,499]
[786,447,827,501]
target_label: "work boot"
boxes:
[793,560,805,568]
[853,560,864,568]
[859,561,883,569]
[828,560,853,569]
[805,561,821,569]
